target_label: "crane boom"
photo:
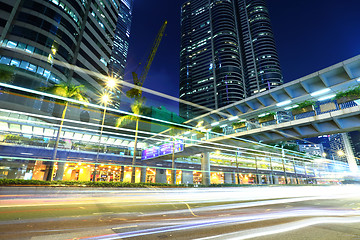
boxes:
[133,20,167,86]
[127,21,167,100]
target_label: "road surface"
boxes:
[1,185,360,239]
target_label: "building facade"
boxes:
[0,0,132,101]
[298,144,324,158]
[109,0,133,80]
[179,0,282,119]
[348,131,360,165]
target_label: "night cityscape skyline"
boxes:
[126,0,360,113]
[1,1,360,238]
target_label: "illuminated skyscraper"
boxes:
[109,0,133,80]
[179,0,282,118]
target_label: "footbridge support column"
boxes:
[201,152,211,186]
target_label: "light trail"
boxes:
[79,209,360,240]
[2,186,360,239]
[195,216,360,240]
[0,57,329,162]
[0,47,230,119]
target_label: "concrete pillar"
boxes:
[155,168,167,184]
[201,152,210,186]
[140,167,147,183]
[273,176,279,184]
[182,171,193,185]
[257,175,262,185]
[224,172,232,184]
[54,162,65,181]
[266,175,270,184]
[120,166,124,182]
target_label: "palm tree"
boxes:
[116,97,149,183]
[41,83,88,181]
[0,64,15,83]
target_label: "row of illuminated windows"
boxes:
[187,85,211,95]
[1,39,44,56]
[256,55,273,61]
[249,7,267,15]
[213,31,236,38]
[1,39,62,64]
[249,16,269,23]
[192,6,206,16]
[0,55,61,84]
[92,1,114,31]
[0,119,145,149]
[49,0,81,26]
[188,48,207,58]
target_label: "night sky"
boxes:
[124,0,360,113]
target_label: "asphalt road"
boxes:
[1,185,360,240]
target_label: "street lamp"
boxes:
[93,92,111,181]
[105,77,117,90]
[337,150,345,157]
[275,144,288,184]
[235,150,240,185]
[171,138,176,185]
[93,78,117,182]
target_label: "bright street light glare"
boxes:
[101,93,111,104]
[106,77,117,90]
[337,150,345,156]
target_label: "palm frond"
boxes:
[116,114,137,127]
[40,83,88,104]
[0,64,15,83]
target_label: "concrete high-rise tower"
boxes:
[179,0,282,119]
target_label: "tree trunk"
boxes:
[171,141,176,184]
[46,102,68,181]
[131,118,139,183]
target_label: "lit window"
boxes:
[25,45,34,54]
[27,64,37,72]
[19,61,29,70]
[43,70,51,78]
[10,59,20,67]
[6,41,17,48]
[0,56,11,65]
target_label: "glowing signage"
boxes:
[141,140,184,160]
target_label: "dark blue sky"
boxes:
[124,0,360,113]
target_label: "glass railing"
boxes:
[206,99,359,139]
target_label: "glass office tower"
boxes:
[0,0,133,101]
[179,0,282,119]
[109,0,133,80]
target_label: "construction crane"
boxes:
[126,20,168,99]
